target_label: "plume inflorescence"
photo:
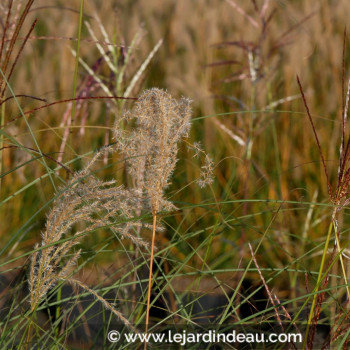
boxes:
[29,150,146,327]
[114,88,192,214]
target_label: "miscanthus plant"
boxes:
[27,88,201,348]
[113,88,192,336]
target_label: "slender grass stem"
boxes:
[25,322,31,350]
[333,220,350,300]
[71,0,84,133]
[53,0,85,333]
[0,68,57,191]
[144,213,157,349]
[0,102,4,193]
[303,208,336,349]
[24,309,36,350]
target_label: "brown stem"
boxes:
[144,213,157,349]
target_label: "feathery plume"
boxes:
[114,88,192,214]
[29,150,146,328]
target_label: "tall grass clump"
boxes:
[7,1,350,348]
[297,32,350,348]
[113,88,192,336]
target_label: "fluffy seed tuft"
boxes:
[114,88,192,213]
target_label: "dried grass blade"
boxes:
[84,21,117,74]
[1,0,34,76]
[124,38,163,98]
[71,48,115,101]
[67,278,135,332]
[342,29,347,153]
[0,0,13,66]
[225,0,259,28]
[248,243,283,330]
[2,19,38,98]
[297,75,333,199]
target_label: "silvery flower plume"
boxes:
[29,150,147,327]
[114,88,192,214]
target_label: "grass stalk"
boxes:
[0,102,5,194]
[0,68,57,191]
[303,208,336,349]
[333,221,350,302]
[71,0,84,130]
[144,213,157,347]
[53,0,85,333]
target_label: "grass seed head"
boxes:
[29,150,148,311]
[114,88,192,213]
